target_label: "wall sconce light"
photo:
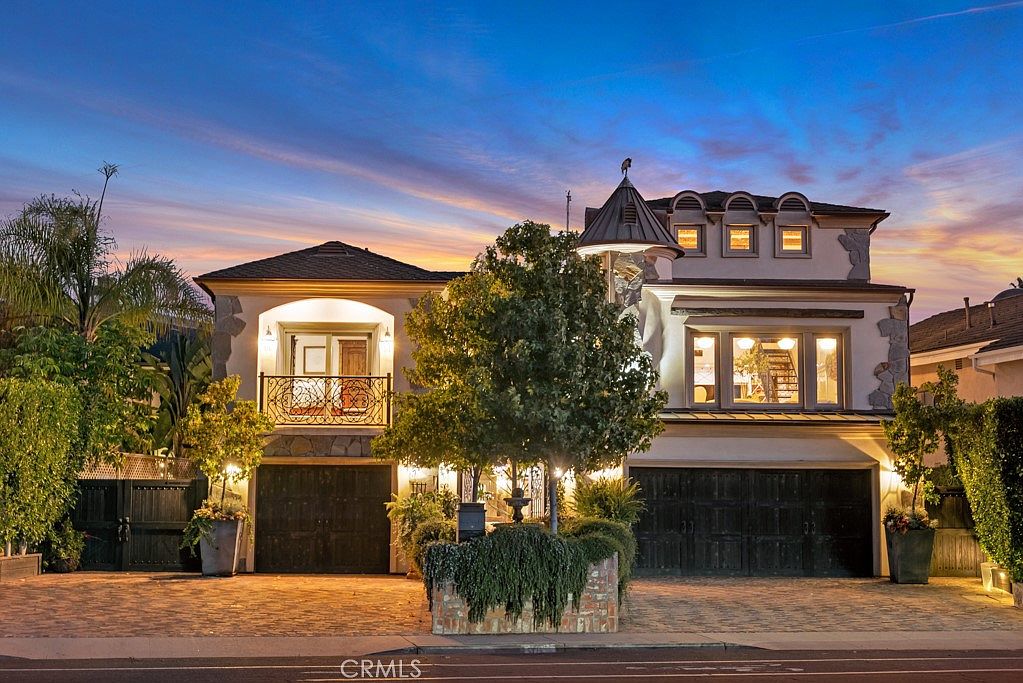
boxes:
[736,337,755,351]
[778,337,796,351]
[259,326,277,356]
[379,326,393,355]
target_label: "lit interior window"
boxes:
[816,337,839,405]
[728,226,753,252]
[732,335,799,404]
[692,336,716,403]
[781,228,805,252]
[677,227,700,251]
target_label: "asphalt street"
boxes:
[3,648,1023,682]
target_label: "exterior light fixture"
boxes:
[259,326,277,356]
[818,337,838,351]
[224,463,242,477]
[696,336,715,350]
[737,337,755,351]
[778,337,796,351]
[379,327,393,355]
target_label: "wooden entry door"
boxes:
[633,468,873,577]
[73,479,206,571]
[255,465,391,573]
[338,339,369,412]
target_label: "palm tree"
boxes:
[145,329,212,457]
[0,164,210,340]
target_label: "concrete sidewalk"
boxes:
[2,630,1022,660]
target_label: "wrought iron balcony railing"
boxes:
[259,373,392,427]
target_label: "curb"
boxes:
[409,640,737,654]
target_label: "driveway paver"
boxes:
[624,576,1023,632]
[0,573,429,637]
[2,572,1020,638]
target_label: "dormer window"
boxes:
[776,225,809,257]
[674,224,705,256]
[724,224,757,256]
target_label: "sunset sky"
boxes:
[2,1,1021,318]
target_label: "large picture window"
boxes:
[731,335,800,404]
[687,329,845,410]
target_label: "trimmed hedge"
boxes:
[423,523,622,628]
[953,397,1023,580]
[560,516,636,596]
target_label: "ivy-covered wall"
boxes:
[954,397,1023,581]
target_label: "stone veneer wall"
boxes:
[431,555,619,635]
[870,296,910,411]
[263,434,374,457]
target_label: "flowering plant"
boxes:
[883,506,937,534]
[180,498,251,555]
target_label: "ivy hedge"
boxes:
[0,377,81,550]
[952,397,1023,580]
[423,522,628,628]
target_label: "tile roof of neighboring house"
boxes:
[195,241,462,284]
[644,191,886,215]
[910,289,1023,355]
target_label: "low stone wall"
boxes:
[431,554,619,634]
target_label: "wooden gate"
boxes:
[927,491,985,577]
[633,467,873,577]
[73,479,207,571]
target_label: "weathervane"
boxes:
[621,157,632,177]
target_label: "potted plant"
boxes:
[882,376,960,584]
[182,499,251,576]
[883,506,937,584]
[44,520,86,573]
[179,375,272,576]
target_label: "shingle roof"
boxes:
[195,241,460,283]
[579,177,684,255]
[644,191,885,215]
[910,293,1023,355]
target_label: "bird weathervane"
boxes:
[621,157,632,177]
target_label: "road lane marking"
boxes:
[298,669,1023,681]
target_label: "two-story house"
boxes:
[578,176,911,578]
[196,174,911,578]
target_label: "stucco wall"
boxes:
[914,358,1023,404]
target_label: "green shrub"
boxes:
[42,520,86,571]
[929,463,963,490]
[386,488,457,566]
[410,518,456,575]
[560,516,637,595]
[0,378,81,551]
[953,398,1023,580]
[422,523,621,628]
[572,477,646,525]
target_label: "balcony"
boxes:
[259,373,392,427]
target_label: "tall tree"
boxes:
[0,164,209,340]
[376,222,666,531]
[145,330,212,457]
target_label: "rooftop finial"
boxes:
[621,157,632,177]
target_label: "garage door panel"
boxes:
[634,467,873,577]
[256,464,391,573]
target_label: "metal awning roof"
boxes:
[659,410,889,424]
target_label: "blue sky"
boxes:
[1,1,1022,316]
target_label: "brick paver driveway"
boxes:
[0,573,429,637]
[624,577,1023,632]
[2,573,1020,637]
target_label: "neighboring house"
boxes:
[196,176,912,578]
[910,284,1023,406]
[578,177,911,578]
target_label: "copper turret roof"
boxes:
[578,177,684,256]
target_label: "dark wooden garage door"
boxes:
[255,465,392,573]
[633,468,873,577]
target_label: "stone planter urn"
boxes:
[199,519,243,577]
[886,527,935,584]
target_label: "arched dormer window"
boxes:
[775,192,810,213]
[723,192,759,256]
[725,192,757,212]
[671,191,707,256]
[774,193,812,257]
